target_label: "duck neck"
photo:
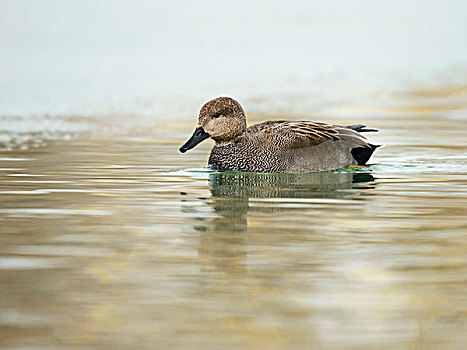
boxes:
[214,132,246,147]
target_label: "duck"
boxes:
[179,97,380,173]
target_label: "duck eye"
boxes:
[212,112,221,118]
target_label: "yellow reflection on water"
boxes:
[1,104,466,349]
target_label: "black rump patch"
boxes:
[351,144,380,165]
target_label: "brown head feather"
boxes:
[198,97,246,144]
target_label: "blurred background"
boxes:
[1,1,466,350]
[1,0,466,148]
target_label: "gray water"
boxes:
[1,1,467,349]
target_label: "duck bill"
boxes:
[179,127,210,153]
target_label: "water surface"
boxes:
[1,109,466,349]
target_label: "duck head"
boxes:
[179,97,247,153]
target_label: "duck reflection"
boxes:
[210,171,375,199]
[194,171,375,273]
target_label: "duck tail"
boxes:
[346,124,378,133]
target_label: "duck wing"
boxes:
[248,121,338,148]
[248,120,372,150]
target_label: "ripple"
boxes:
[0,208,113,216]
[0,257,64,269]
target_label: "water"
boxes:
[1,1,467,349]
[1,104,466,349]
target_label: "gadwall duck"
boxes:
[179,97,380,173]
